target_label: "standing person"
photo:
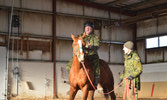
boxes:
[119,41,143,100]
[66,21,102,90]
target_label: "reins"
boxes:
[82,62,136,100]
[81,62,124,95]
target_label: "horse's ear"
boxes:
[82,32,86,38]
[71,34,75,40]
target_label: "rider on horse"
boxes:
[66,21,102,91]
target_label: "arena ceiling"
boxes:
[64,0,167,24]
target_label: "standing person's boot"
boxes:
[95,76,103,92]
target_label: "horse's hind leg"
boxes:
[69,86,78,100]
[103,87,109,100]
[88,90,95,100]
[109,91,116,100]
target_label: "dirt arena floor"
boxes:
[10,97,167,100]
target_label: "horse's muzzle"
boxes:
[78,54,84,62]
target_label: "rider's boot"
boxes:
[95,76,103,92]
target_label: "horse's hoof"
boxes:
[66,90,70,95]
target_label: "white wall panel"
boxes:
[0,47,6,99]
[0,10,8,32]
[9,61,53,98]
[22,12,52,36]
[141,63,167,82]
[56,16,83,37]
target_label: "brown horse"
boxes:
[69,34,116,100]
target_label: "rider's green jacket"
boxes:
[120,51,143,90]
[83,33,100,55]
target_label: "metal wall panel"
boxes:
[56,0,83,15]
[0,46,6,99]
[0,0,20,7]
[84,6,109,19]
[22,12,52,36]
[22,0,52,11]
[137,16,167,38]
[110,44,124,63]
[109,11,128,19]
[56,16,84,37]
[137,19,157,38]
[164,50,167,62]
[146,50,163,63]
[56,40,73,61]
[137,41,145,63]
[102,25,134,41]
[157,16,167,34]
[0,10,8,32]
[98,43,109,62]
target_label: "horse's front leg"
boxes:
[81,85,89,100]
[69,86,78,100]
[88,90,95,100]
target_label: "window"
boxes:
[146,35,167,49]
[146,37,158,49]
[159,35,167,47]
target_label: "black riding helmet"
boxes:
[84,21,94,28]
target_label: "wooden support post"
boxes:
[20,36,24,55]
[26,37,29,59]
[50,40,52,61]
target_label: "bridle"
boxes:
[72,39,85,62]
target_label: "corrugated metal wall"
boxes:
[137,15,167,98]
[0,0,135,99]
[137,16,167,63]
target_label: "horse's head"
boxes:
[71,33,86,62]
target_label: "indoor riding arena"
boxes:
[0,0,167,100]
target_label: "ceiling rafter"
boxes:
[138,3,167,14]
[121,7,167,24]
[62,0,135,16]
[105,0,130,6]
[124,0,165,11]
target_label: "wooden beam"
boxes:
[26,37,29,59]
[125,0,167,11]
[105,0,130,6]
[50,40,52,61]
[62,0,134,16]
[121,7,167,24]
[20,36,24,55]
